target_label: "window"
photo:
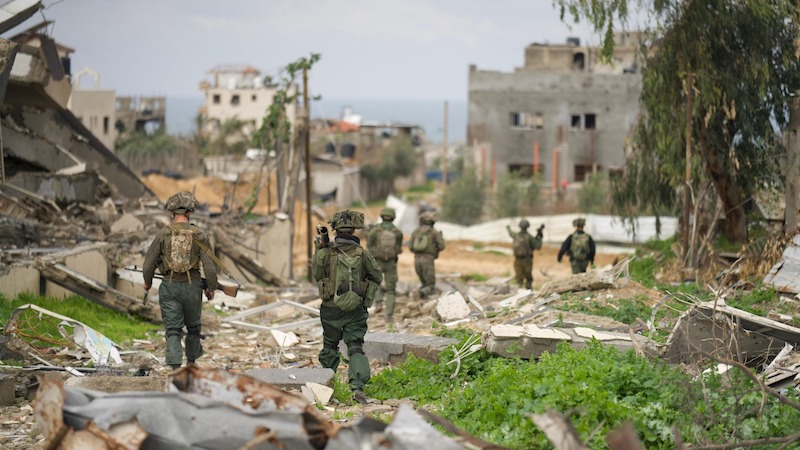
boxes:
[251,94,257,102]
[103,116,109,135]
[534,113,544,129]
[584,114,596,129]
[570,115,581,129]
[573,52,586,71]
[511,112,535,129]
[574,164,601,182]
[231,94,240,106]
[213,94,221,104]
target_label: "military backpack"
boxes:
[330,247,365,311]
[373,227,399,260]
[164,224,198,273]
[411,230,431,253]
[512,232,532,258]
[570,233,590,261]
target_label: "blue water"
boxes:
[165,96,466,143]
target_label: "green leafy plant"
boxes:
[441,169,486,225]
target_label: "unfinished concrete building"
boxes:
[467,34,642,189]
[114,95,166,138]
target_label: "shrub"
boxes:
[441,169,486,225]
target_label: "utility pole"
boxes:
[441,100,448,188]
[786,93,800,234]
[303,67,313,280]
[683,73,694,266]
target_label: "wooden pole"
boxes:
[786,93,800,234]
[441,100,449,188]
[303,67,313,281]
[683,73,694,266]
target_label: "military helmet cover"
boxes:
[419,210,437,224]
[573,218,586,227]
[165,191,198,213]
[380,207,396,219]
[329,209,365,230]
[519,219,530,229]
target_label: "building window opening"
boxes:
[573,52,586,71]
[574,164,601,182]
[103,116,109,135]
[584,114,596,129]
[509,164,536,177]
[570,115,581,129]
[213,94,221,104]
[251,94,257,102]
[231,94,240,106]
[535,113,544,129]
[511,112,534,129]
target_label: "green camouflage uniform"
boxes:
[409,220,446,298]
[366,220,403,320]
[143,222,217,367]
[312,214,382,392]
[508,227,543,289]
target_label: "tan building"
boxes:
[68,67,116,150]
[199,64,296,140]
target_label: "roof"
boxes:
[207,64,261,75]
[0,0,40,35]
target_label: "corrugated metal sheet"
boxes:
[764,235,800,294]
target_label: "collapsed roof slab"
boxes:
[662,299,800,368]
[764,234,800,294]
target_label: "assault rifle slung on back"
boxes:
[127,266,240,298]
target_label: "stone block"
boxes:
[244,368,334,390]
[0,374,15,406]
[435,292,470,322]
[485,324,571,359]
[343,332,458,365]
[63,376,168,393]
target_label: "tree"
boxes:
[441,169,486,225]
[360,135,417,181]
[492,172,542,218]
[556,0,800,244]
[578,172,609,214]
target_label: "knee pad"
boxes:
[187,325,202,337]
[323,342,339,351]
[166,328,183,338]
[346,342,364,355]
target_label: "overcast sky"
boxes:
[22,0,598,101]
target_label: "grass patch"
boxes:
[0,293,160,346]
[406,183,435,193]
[462,273,488,282]
[555,295,653,325]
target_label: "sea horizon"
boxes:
[165,96,467,144]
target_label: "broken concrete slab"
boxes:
[346,331,459,365]
[0,265,39,298]
[486,324,572,359]
[435,292,471,322]
[245,367,335,390]
[662,299,800,368]
[301,382,334,405]
[63,376,168,393]
[0,373,15,406]
[765,234,800,294]
[109,213,143,234]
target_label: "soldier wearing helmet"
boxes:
[142,191,217,370]
[507,218,544,289]
[312,209,382,404]
[409,209,446,299]
[558,217,596,273]
[366,207,404,322]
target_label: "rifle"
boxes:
[315,224,330,250]
[537,224,545,236]
[128,266,240,298]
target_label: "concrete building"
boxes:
[68,67,116,150]
[467,34,642,189]
[199,64,296,139]
[115,95,166,138]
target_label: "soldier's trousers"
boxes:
[318,304,370,391]
[414,254,437,297]
[159,279,204,366]
[513,258,533,289]
[571,259,590,274]
[375,259,398,317]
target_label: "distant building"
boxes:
[68,67,116,150]
[467,33,642,188]
[115,96,166,139]
[199,64,296,140]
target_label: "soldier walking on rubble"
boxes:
[312,210,382,404]
[507,219,543,289]
[409,210,446,299]
[366,208,404,323]
[557,217,596,274]
[142,191,217,370]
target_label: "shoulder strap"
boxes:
[192,234,239,285]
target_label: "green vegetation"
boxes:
[461,273,488,282]
[555,295,652,325]
[331,372,355,405]
[492,172,542,218]
[0,293,159,346]
[367,336,800,449]
[441,169,486,225]
[360,135,417,182]
[577,172,609,214]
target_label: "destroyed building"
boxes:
[467,33,642,186]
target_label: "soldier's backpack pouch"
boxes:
[332,250,364,312]
[411,231,430,253]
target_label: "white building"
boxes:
[68,67,117,151]
[199,64,296,140]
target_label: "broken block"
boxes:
[63,376,169,393]
[435,292,471,322]
[485,324,571,359]
[342,332,458,365]
[245,368,334,391]
[0,374,14,406]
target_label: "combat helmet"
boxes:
[519,219,530,229]
[380,207,396,220]
[419,210,437,225]
[573,217,586,227]
[165,191,198,214]
[329,209,365,231]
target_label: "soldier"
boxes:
[409,210,446,299]
[312,210,382,404]
[143,191,217,370]
[557,217,596,274]
[507,219,543,289]
[366,208,403,322]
